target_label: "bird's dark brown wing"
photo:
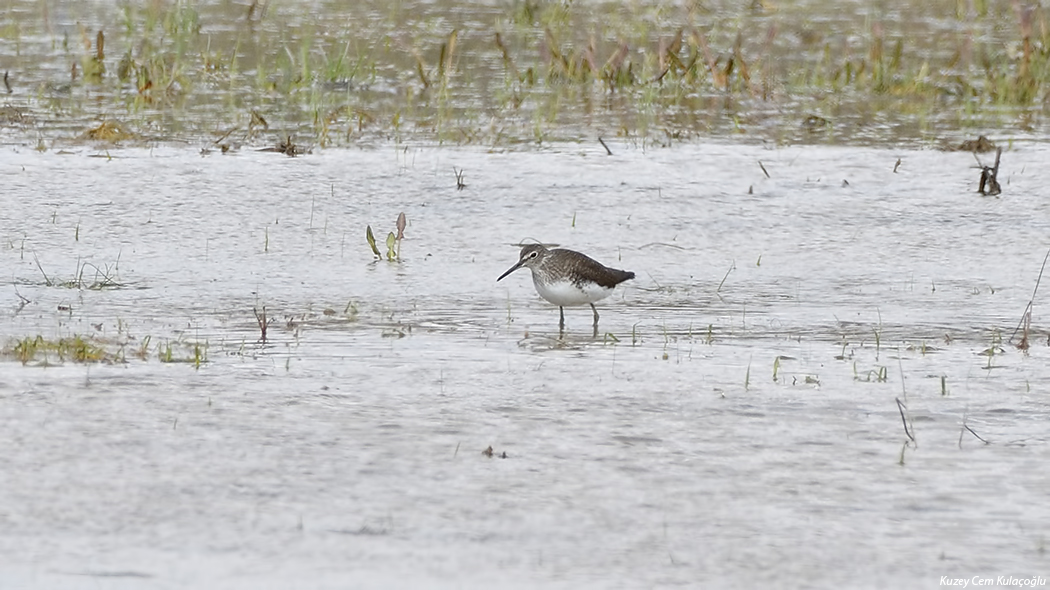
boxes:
[556,249,635,289]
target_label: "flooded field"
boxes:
[2,0,1050,588]
[2,0,1050,147]
[2,141,1049,588]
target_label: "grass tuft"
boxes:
[6,335,115,365]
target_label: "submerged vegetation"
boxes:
[6,335,114,365]
[3,333,208,367]
[34,257,122,290]
[1,0,1049,147]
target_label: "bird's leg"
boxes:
[559,306,565,331]
[590,303,599,329]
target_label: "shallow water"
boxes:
[2,141,1049,588]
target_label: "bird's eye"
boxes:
[529,252,538,258]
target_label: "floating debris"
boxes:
[954,135,996,152]
[481,446,507,458]
[80,120,135,142]
[257,135,307,156]
[0,105,28,123]
[801,114,829,131]
[977,147,1002,196]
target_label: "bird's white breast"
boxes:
[532,274,615,306]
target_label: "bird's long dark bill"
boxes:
[497,261,524,282]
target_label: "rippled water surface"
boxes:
[2,141,1049,588]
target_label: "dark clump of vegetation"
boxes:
[2,1,1049,148]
